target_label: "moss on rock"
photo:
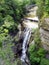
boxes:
[40,17,49,31]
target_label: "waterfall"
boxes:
[21,28,31,63]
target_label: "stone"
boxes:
[40,18,49,31]
[40,18,49,51]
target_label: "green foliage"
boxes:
[40,58,49,65]
[0,33,6,47]
[0,35,17,65]
[29,29,46,65]
[29,44,40,65]
[0,0,30,48]
[37,0,45,19]
[45,0,49,14]
[30,0,36,4]
[37,0,49,19]
[4,29,8,33]
[0,0,33,65]
[34,29,41,49]
[29,44,46,65]
[37,48,45,57]
[3,15,15,28]
[0,0,31,36]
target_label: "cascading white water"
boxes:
[20,5,38,64]
[21,28,31,62]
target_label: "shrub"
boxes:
[40,58,49,65]
[29,44,46,65]
[0,36,17,65]
[37,48,46,57]
[29,44,40,65]
[29,30,46,65]
[34,29,41,49]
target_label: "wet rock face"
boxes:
[40,18,49,51]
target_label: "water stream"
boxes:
[20,5,38,65]
[21,28,31,64]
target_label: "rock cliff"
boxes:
[39,18,49,51]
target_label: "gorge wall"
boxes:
[39,18,49,51]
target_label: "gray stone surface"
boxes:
[40,18,49,51]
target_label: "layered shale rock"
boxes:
[39,18,49,51]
